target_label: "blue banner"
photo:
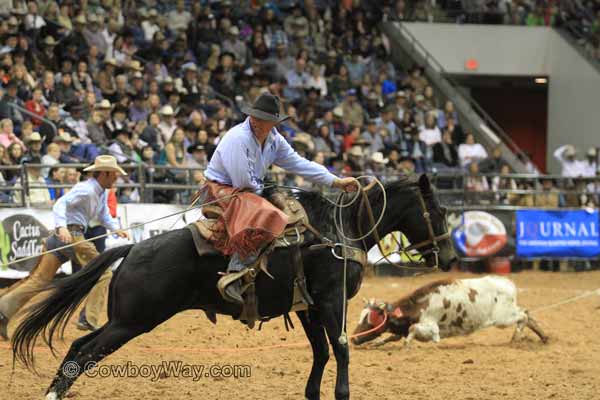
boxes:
[516,210,600,257]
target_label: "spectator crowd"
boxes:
[0,0,597,210]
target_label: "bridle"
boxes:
[357,179,451,270]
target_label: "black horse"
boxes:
[12,174,456,400]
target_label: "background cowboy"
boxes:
[202,93,358,305]
[0,155,129,339]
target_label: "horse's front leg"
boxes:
[297,309,329,400]
[320,296,350,400]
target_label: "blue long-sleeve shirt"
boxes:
[53,178,120,232]
[205,118,337,191]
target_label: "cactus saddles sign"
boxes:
[0,214,49,272]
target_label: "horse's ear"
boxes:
[418,174,432,195]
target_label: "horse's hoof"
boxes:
[45,392,59,400]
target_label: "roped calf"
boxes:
[352,276,548,347]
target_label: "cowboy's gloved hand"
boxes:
[333,177,359,192]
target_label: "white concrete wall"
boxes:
[402,23,600,172]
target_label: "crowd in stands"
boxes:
[0,0,597,210]
[0,0,504,207]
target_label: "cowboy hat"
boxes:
[292,132,315,154]
[128,60,144,72]
[160,105,174,116]
[240,93,289,123]
[348,146,364,157]
[187,143,206,154]
[371,152,389,165]
[43,36,57,46]
[53,132,74,143]
[25,132,42,143]
[83,155,127,175]
[95,99,112,109]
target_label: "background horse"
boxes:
[12,174,457,400]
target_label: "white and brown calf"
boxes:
[352,276,548,347]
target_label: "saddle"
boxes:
[188,192,315,328]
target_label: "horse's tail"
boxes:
[11,244,135,371]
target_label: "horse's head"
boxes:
[362,174,457,271]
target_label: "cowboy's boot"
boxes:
[222,253,258,306]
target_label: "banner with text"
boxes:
[516,209,600,257]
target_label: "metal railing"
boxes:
[1,163,599,209]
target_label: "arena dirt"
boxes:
[1,270,600,400]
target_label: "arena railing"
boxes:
[1,164,599,209]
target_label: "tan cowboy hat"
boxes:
[25,132,42,143]
[83,155,127,176]
[371,152,389,165]
[74,14,87,25]
[160,105,174,116]
[348,146,364,157]
[43,36,57,46]
[332,106,344,118]
[53,132,74,143]
[292,132,315,153]
[128,60,144,72]
[95,99,112,109]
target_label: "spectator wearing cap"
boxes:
[0,82,25,126]
[24,1,46,31]
[366,151,391,180]
[553,144,588,177]
[65,14,90,56]
[23,131,43,160]
[13,156,51,206]
[177,64,202,105]
[105,103,129,138]
[186,143,208,169]
[64,101,90,143]
[458,133,488,168]
[343,145,366,175]
[362,118,385,155]
[55,71,78,106]
[0,119,25,149]
[109,128,138,164]
[129,93,149,123]
[393,90,408,120]
[341,89,365,128]
[97,58,118,99]
[142,8,160,42]
[24,88,46,128]
[168,0,192,32]
[158,105,177,146]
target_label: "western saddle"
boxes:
[186,192,366,329]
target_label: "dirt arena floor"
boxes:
[1,270,600,400]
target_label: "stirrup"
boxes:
[217,269,256,303]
